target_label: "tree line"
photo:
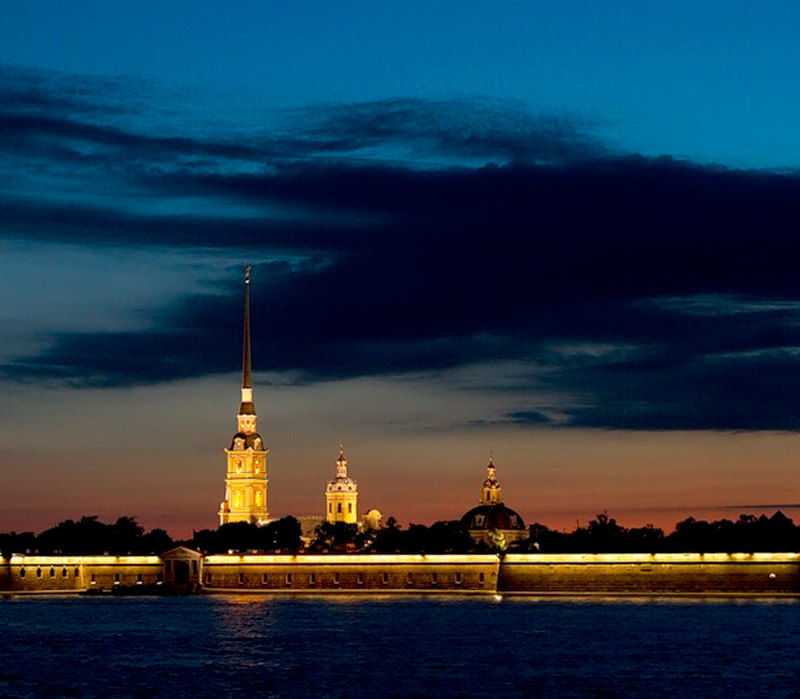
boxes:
[2,511,800,557]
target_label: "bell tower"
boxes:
[325,447,359,524]
[219,265,269,525]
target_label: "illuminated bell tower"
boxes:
[219,265,269,525]
[480,457,503,505]
[325,447,359,524]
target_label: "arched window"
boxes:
[74,568,79,577]
[61,567,68,578]
[36,568,42,578]
[49,567,55,578]
[337,503,342,513]
[19,568,25,578]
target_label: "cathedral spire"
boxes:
[239,265,255,415]
[242,264,252,390]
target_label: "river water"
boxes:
[1,594,798,697]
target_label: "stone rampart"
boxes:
[202,554,500,593]
[499,553,800,594]
[3,552,800,595]
[1,555,163,593]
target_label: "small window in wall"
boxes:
[357,572,364,585]
[49,567,55,578]
[74,567,79,577]
[328,503,332,513]
[431,572,438,585]
[36,568,42,578]
[91,573,96,584]
[19,568,25,578]
[407,572,413,586]
[309,572,316,585]
[239,573,244,585]
[285,573,292,586]
[382,572,389,586]
[455,572,463,585]
[62,567,68,578]
[262,573,269,585]
[114,573,120,584]
[337,503,342,513]
[334,572,340,585]
[348,503,352,513]
[137,573,143,583]
[479,572,485,585]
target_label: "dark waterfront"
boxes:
[2,595,799,697]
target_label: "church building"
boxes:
[460,458,527,548]
[218,266,269,525]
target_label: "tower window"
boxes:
[328,503,332,513]
[337,503,342,513]
[348,503,352,513]
[74,567,79,577]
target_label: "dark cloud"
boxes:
[5,68,800,430]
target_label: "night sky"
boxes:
[3,2,800,537]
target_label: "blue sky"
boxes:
[3,2,800,536]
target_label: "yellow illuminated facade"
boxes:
[325,448,358,524]
[219,266,269,525]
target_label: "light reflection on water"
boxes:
[2,595,799,697]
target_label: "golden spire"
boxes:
[242,264,252,390]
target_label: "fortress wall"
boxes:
[202,554,501,592]
[3,552,800,595]
[500,553,800,594]
[3,555,163,592]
